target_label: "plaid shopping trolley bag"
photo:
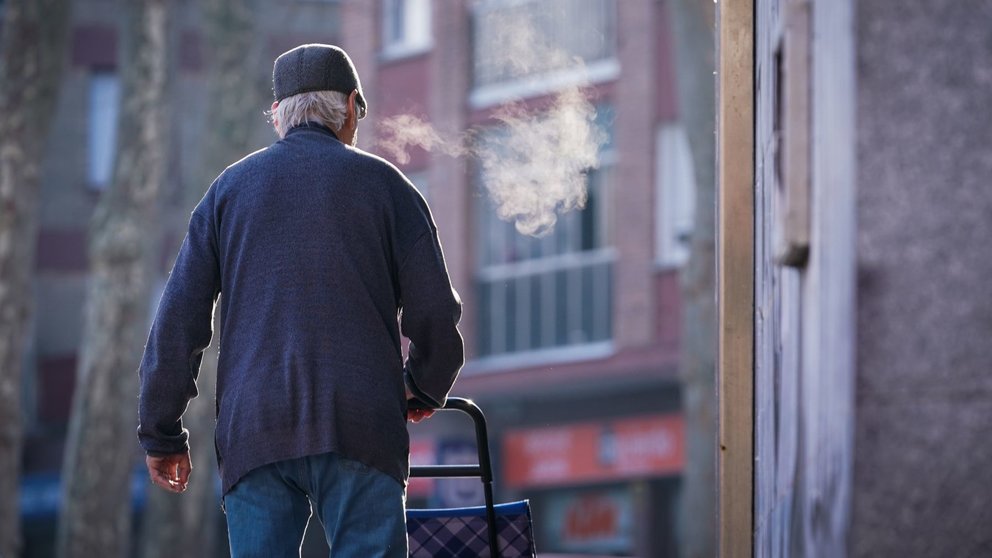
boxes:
[406,398,536,558]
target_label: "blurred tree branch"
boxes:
[0,0,71,556]
[56,1,171,556]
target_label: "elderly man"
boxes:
[137,44,464,557]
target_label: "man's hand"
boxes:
[406,386,436,423]
[146,451,192,493]
[408,407,435,423]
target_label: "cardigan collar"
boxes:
[286,121,340,141]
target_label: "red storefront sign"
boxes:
[503,414,684,489]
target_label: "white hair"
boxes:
[271,90,349,138]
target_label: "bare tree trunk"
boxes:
[138,0,263,555]
[56,1,171,557]
[0,1,71,556]
[668,0,717,556]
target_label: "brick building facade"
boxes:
[347,2,692,555]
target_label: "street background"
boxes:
[3,1,716,557]
[4,0,991,557]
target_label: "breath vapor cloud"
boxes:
[376,6,607,236]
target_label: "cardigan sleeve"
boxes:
[137,197,221,456]
[398,229,464,409]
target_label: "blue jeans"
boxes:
[223,452,407,558]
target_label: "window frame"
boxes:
[469,0,619,108]
[381,0,433,61]
[473,132,617,368]
[654,122,697,269]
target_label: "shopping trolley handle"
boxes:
[407,397,494,483]
[406,396,503,557]
[407,396,481,418]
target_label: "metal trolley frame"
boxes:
[407,397,535,558]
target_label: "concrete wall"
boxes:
[851,1,992,555]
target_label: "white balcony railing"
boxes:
[477,248,615,359]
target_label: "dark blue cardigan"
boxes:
[137,123,464,495]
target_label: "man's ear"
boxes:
[348,90,359,124]
[270,101,281,134]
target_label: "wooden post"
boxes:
[717,0,754,556]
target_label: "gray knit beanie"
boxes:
[272,44,367,119]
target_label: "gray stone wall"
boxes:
[852,1,992,555]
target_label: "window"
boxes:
[475,112,615,361]
[471,0,618,107]
[87,71,120,189]
[381,0,431,59]
[655,123,696,267]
